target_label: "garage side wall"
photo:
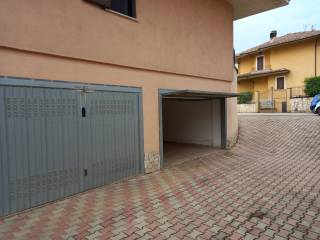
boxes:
[163,99,221,147]
[227,69,239,148]
[212,100,222,147]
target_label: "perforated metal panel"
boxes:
[79,91,142,191]
[0,78,143,216]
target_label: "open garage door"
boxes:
[159,90,237,167]
[0,77,143,216]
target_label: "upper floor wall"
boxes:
[238,51,271,73]
[238,39,320,78]
[238,39,320,90]
[0,0,234,82]
[270,40,320,85]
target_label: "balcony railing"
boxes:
[251,65,272,72]
[289,86,308,98]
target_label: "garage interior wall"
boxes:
[163,99,221,147]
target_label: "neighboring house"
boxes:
[0,0,288,216]
[237,30,320,112]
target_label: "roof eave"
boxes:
[237,34,320,59]
[237,69,290,81]
[228,0,289,21]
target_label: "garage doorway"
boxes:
[159,90,235,168]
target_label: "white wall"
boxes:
[290,97,313,113]
[163,99,221,147]
[212,100,222,147]
[237,104,258,113]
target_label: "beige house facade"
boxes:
[237,30,320,112]
[0,0,288,216]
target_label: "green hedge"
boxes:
[305,76,320,97]
[237,91,253,104]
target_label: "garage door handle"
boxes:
[82,107,86,117]
[84,169,88,176]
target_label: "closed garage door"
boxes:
[0,77,143,216]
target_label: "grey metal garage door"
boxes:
[0,77,143,217]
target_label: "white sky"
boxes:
[234,0,320,54]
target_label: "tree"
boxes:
[305,76,320,97]
[237,92,253,104]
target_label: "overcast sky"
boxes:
[234,0,320,54]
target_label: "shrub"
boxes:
[305,76,320,97]
[237,91,253,104]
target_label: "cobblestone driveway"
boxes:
[1,114,320,240]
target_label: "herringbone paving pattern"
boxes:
[1,115,320,239]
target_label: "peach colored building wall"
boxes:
[0,0,237,172]
[227,70,238,148]
[0,0,233,81]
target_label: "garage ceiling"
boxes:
[162,90,239,100]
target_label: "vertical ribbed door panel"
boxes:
[0,81,142,217]
[80,91,141,191]
[0,86,80,216]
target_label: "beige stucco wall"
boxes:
[238,56,254,74]
[318,39,320,76]
[238,51,271,74]
[238,77,269,93]
[270,40,319,88]
[253,77,268,92]
[0,0,233,81]
[238,79,254,92]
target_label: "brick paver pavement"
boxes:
[1,114,320,239]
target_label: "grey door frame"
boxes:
[158,89,228,168]
[0,76,141,93]
[220,98,227,149]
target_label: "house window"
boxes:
[276,76,285,89]
[256,56,264,71]
[85,0,136,18]
[111,0,136,18]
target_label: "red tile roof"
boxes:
[237,30,320,58]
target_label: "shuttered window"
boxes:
[276,77,285,89]
[85,0,136,18]
[256,56,264,71]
